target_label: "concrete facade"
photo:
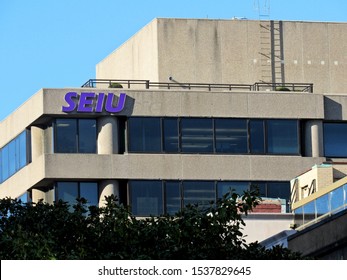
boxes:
[97,19,347,94]
[1,18,347,244]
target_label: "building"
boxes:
[0,18,346,242]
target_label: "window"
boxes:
[128,118,161,152]
[54,119,96,153]
[163,118,179,152]
[55,182,99,208]
[324,123,347,157]
[127,117,300,155]
[181,119,213,153]
[267,120,299,154]
[250,120,265,154]
[0,131,28,183]
[215,119,248,153]
[130,180,163,216]
[183,181,215,207]
[129,180,291,215]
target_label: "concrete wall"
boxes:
[96,18,347,94]
[288,210,347,258]
[243,214,294,243]
[96,19,159,83]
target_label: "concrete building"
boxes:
[1,18,346,243]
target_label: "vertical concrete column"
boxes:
[305,120,323,157]
[99,180,120,207]
[31,189,45,203]
[31,126,44,159]
[97,116,118,154]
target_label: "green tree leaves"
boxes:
[0,190,304,260]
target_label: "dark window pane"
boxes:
[163,118,179,152]
[251,182,267,197]
[267,182,290,200]
[55,119,77,153]
[250,120,265,154]
[130,181,163,216]
[128,118,161,152]
[78,119,97,153]
[80,182,98,207]
[267,120,299,154]
[324,123,347,157]
[183,181,215,207]
[215,119,248,153]
[165,181,181,215]
[181,119,213,153]
[56,182,79,206]
[217,181,249,198]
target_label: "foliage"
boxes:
[0,190,305,260]
[108,82,123,88]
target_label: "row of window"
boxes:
[51,118,347,158]
[128,118,300,155]
[0,131,28,183]
[129,180,290,216]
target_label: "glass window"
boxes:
[250,120,265,154]
[1,145,9,181]
[165,181,181,215]
[18,132,27,168]
[163,118,179,152]
[130,181,163,216]
[217,181,249,198]
[183,181,215,207]
[316,193,329,217]
[55,119,78,153]
[8,140,16,176]
[251,182,267,197]
[56,182,79,206]
[330,186,344,212]
[181,119,213,153]
[215,119,248,153]
[128,118,161,152]
[78,119,97,153]
[294,207,304,227]
[303,201,316,224]
[267,120,299,154]
[324,123,347,157]
[80,182,99,207]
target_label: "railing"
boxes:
[81,79,314,93]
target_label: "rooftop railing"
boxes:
[81,79,313,93]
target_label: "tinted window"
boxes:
[56,182,79,206]
[130,181,163,216]
[128,118,161,152]
[55,119,77,153]
[80,182,99,207]
[55,119,97,153]
[217,181,249,198]
[165,181,181,215]
[183,181,215,207]
[215,119,248,153]
[181,119,213,153]
[78,119,97,153]
[0,131,28,183]
[267,120,299,154]
[163,118,179,152]
[324,123,347,157]
[250,120,265,154]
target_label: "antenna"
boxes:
[254,0,270,19]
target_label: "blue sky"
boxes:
[0,0,346,121]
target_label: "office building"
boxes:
[1,18,346,242]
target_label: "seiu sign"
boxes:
[62,92,126,113]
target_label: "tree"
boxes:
[0,189,305,260]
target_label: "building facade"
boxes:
[0,18,346,242]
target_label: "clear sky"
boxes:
[0,0,346,121]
